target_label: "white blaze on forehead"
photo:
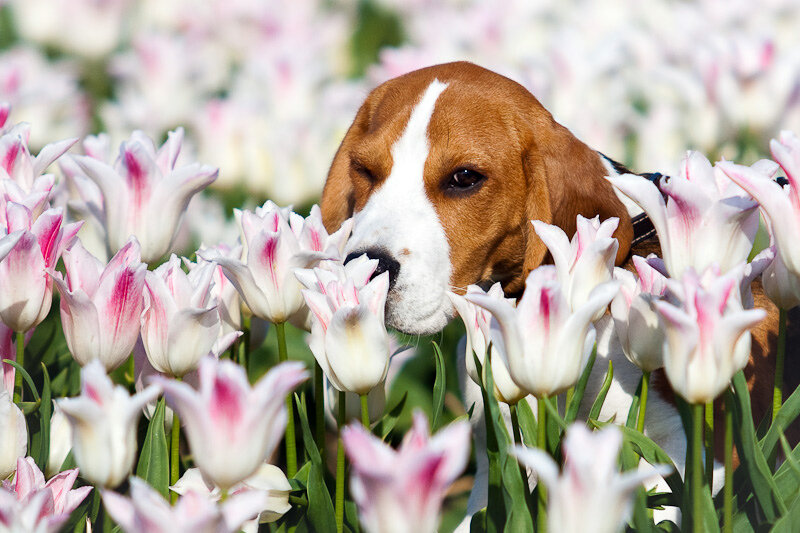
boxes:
[346,79,453,334]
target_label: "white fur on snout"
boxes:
[347,80,452,335]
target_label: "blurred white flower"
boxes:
[0,390,26,480]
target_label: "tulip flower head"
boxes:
[52,238,147,371]
[342,411,471,533]
[155,357,308,490]
[300,258,392,395]
[610,256,669,372]
[654,267,766,404]
[467,266,619,398]
[70,127,219,262]
[0,390,26,480]
[0,121,76,194]
[0,457,91,533]
[0,204,81,332]
[609,151,770,278]
[512,424,670,533]
[103,476,268,533]
[141,254,221,378]
[758,246,800,310]
[532,215,619,317]
[56,360,161,487]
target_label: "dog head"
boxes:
[321,62,633,334]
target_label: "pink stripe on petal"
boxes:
[2,141,20,174]
[108,268,143,340]
[209,374,244,427]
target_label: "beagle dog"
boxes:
[319,61,794,522]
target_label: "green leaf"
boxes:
[34,363,52,474]
[515,398,537,447]
[761,382,800,463]
[296,393,323,467]
[626,376,643,428]
[2,358,40,402]
[135,397,169,498]
[565,343,597,425]
[431,341,446,431]
[378,392,407,441]
[588,360,613,422]
[618,425,682,502]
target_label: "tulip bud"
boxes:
[0,390,26,479]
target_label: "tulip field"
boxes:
[4,1,800,532]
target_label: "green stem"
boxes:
[336,391,346,533]
[13,331,23,403]
[220,488,229,502]
[360,393,370,428]
[276,322,297,477]
[773,308,787,422]
[315,362,326,466]
[705,401,714,489]
[637,371,650,433]
[170,410,180,504]
[723,392,734,533]
[537,397,547,533]
[692,403,704,533]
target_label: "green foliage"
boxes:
[136,397,169,498]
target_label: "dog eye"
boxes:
[448,168,486,190]
[351,160,377,182]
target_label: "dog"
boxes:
[319,61,794,524]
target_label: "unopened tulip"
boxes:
[155,357,308,490]
[141,255,220,378]
[56,360,161,487]
[654,267,765,404]
[301,261,391,395]
[0,390,26,479]
[467,266,619,398]
[71,127,218,262]
[0,456,91,532]
[342,411,470,533]
[512,424,669,533]
[103,476,267,533]
[532,215,619,317]
[609,151,770,277]
[448,284,525,405]
[610,256,669,372]
[52,238,147,370]
[0,204,81,332]
[202,201,329,323]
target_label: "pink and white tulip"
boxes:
[70,128,218,262]
[0,391,26,480]
[56,360,160,487]
[448,284,525,405]
[103,476,267,533]
[342,411,470,533]
[719,131,800,278]
[141,255,220,378]
[52,238,146,370]
[0,122,76,194]
[0,457,91,532]
[532,215,619,317]
[188,245,243,339]
[610,256,669,372]
[203,201,329,324]
[467,266,619,398]
[609,151,770,277]
[512,424,669,533]
[654,267,766,404]
[155,357,308,490]
[0,204,81,332]
[300,259,392,395]
[757,246,800,310]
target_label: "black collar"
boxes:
[600,153,664,245]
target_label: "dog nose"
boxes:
[345,249,400,289]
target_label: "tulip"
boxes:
[155,357,308,490]
[609,151,771,277]
[342,411,470,533]
[141,254,220,378]
[188,245,243,339]
[102,476,268,533]
[511,424,669,533]
[467,266,619,398]
[0,204,81,332]
[0,103,8,130]
[758,246,800,310]
[448,284,526,405]
[0,123,76,193]
[202,201,329,324]
[654,267,765,405]
[52,238,147,370]
[532,215,619,316]
[301,261,391,395]
[171,464,292,526]
[0,457,91,532]
[610,256,669,373]
[70,127,219,262]
[46,405,73,477]
[55,360,161,487]
[0,390,26,479]
[290,204,353,259]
